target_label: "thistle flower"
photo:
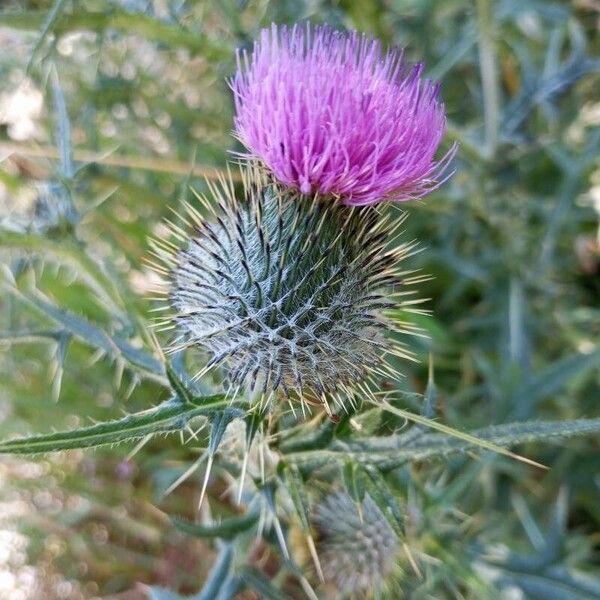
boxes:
[152,168,420,409]
[313,492,400,596]
[232,24,455,206]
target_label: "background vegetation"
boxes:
[0,0,599,598]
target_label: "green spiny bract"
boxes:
[153,168,422,410]
[314,492,400,596]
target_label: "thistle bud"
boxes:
[153,168,417,409]
[313,492,400,596]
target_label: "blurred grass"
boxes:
[0,0,599,598]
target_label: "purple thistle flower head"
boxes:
[232,23,456,206]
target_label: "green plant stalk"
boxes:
[477,0,500,157]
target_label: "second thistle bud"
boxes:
[313,492,400,596]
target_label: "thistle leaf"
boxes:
[212,575,243,600]
[364,467,404,537]
[9,286,164,381]
[244,410,264,450]
[479,489,600,600]
[0,396,229,455]
[171,510,259,540]
[494,572,600,600]
[196,545,234,600]
[285,418,600,470]
[280,463,311,532]
[0,231,127,318]
[208,409,243,456]
[166,361,194,404]
[278,419,336,453]
[341,461,366,506]
[512,349,600,418]
[378,401,546,469]
[27,0,70,73]
[400,418,600,457]
[240,568,287,600]
[51,69,74,180]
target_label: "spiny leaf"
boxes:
[236,410,265,503]
[364,467,404,537]
[0,396,229,455]
[198,409,243,510]
[280,463,310,532]
[166,361,194,404]
[240,568,287,600]
[213,575,243,600]
[277,419,336,452]
[477,490,600,599]
[196,545,234,600]
[147,587,189,600]
[0,329,62,345]
[167,350,213,397]
[27,0,70,73]
[494,572,600,600]
[244,410,264,450]
[393,357,437,446]
[285,418,600,470]
[171,510,259,540]
[0,231,128,318]
[396,418,600,456]
[281,463,325,582]
[10,287,164,381]
[341,461,366,506]
[50,69,74,179]
[512,349,600,418]
[377,400,546,469]
[208,409,243,456]
[147,574,244,600]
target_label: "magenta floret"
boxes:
[232,23,456,206]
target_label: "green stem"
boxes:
[477,0,500,158]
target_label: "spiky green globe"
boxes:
[314,492,400,596]
[157,170,415,405]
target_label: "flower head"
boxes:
[314,492,400,596]
[232,23,455,206]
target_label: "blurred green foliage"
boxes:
[0,0,599,599]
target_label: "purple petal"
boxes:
[232,23,456,205]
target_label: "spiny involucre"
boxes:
[151,168,423,410]
[313,492,400,597]
[232,23,456,206]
